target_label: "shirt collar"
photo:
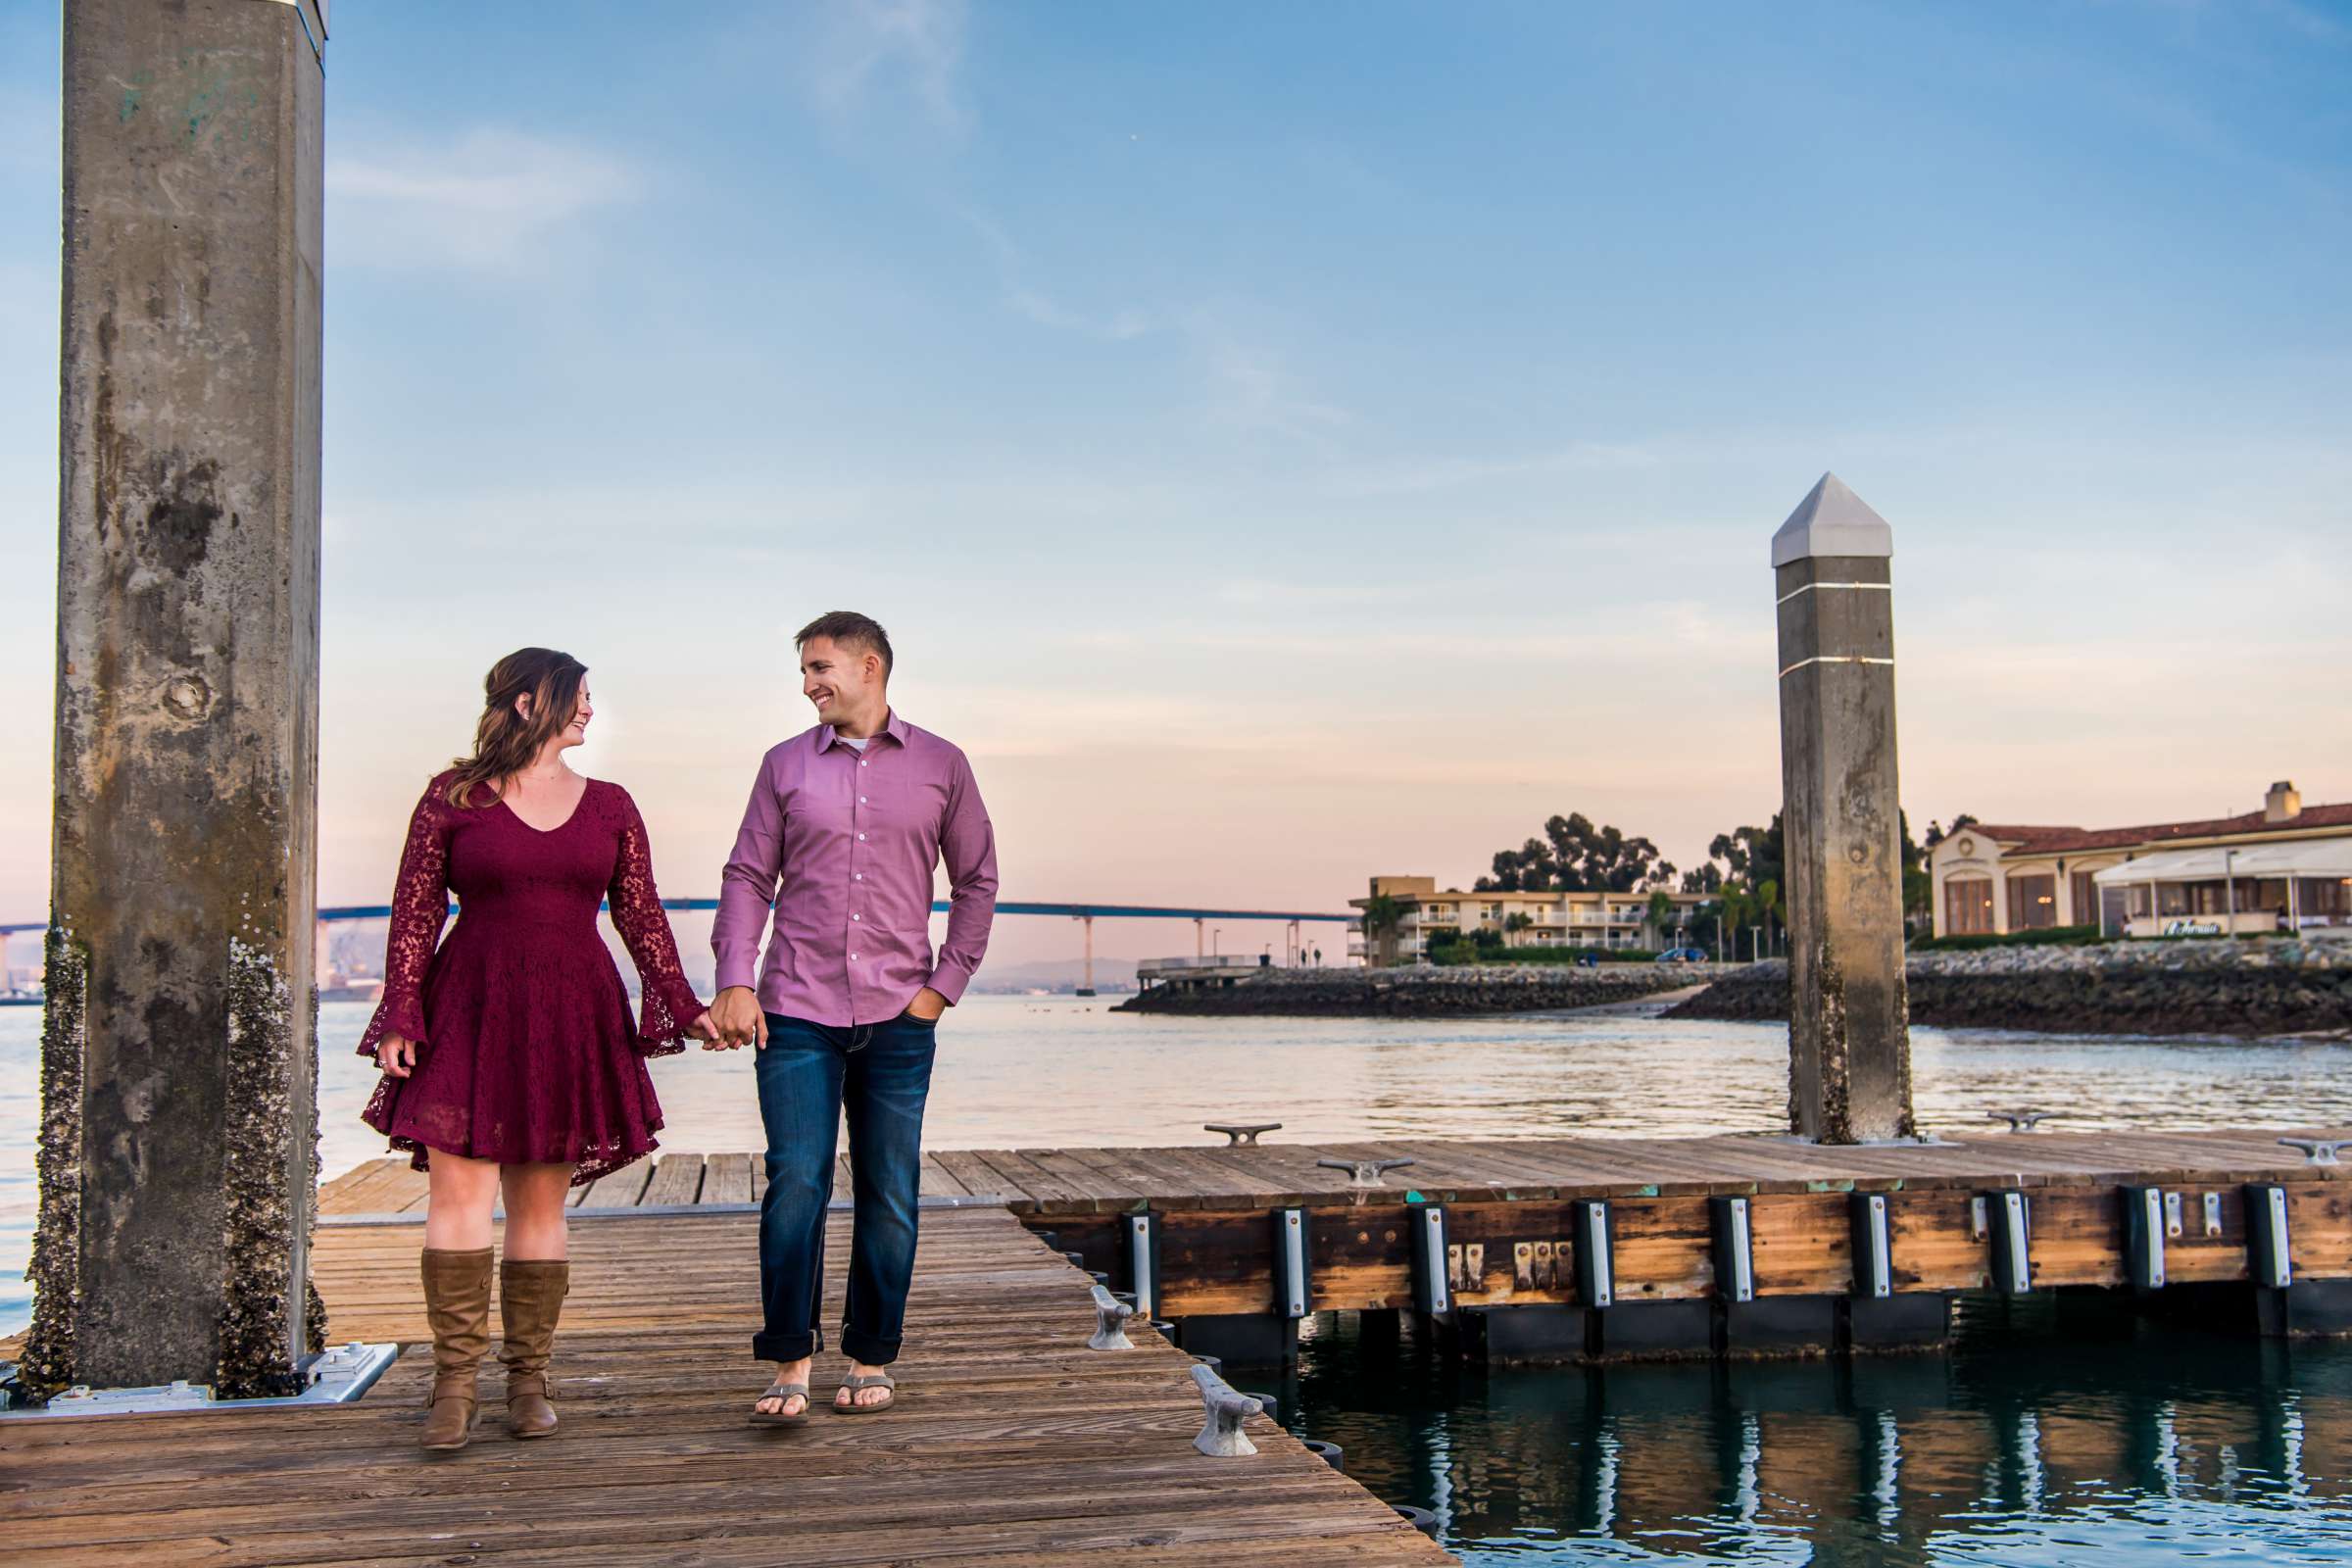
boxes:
[817,710,910,753]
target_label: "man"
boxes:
[710,612,998,1420]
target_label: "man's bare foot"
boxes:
[756,1356,811,1418]
[835,1359,893,1409]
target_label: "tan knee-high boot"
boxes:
[499,1258,569,1439]
[419,1247,495,1451]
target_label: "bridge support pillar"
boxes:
[28,0,326,1400]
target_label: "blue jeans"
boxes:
[753,1010,938,1365]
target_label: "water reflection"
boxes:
[1283,1314,2352,1564]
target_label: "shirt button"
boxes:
[853,913,861,921]
[859,760,868,767]
[858,833,866,841]
[858,795,867,804]
[851,952,858,959]
[855,872,862,881]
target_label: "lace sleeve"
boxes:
[608,787,706,1058]
[357,779,453,1059]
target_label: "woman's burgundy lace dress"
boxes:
[359,773,707,1185]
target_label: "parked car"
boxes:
[1655,947,1710,962]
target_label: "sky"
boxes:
[1,0,2348,973]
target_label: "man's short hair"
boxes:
[796,611,894,677]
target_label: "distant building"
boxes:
[1347,874,1709,965]
[1929,780,2352,940]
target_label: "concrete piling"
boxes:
[1772,474,1916,1144]
[28,0,326,1398]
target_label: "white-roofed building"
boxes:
[1929,780,2352,940]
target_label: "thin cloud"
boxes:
[1195,321,1350,440]
[809,0,970,135]
[965,211,1157,340]
[327,128,641,273]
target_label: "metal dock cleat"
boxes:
[1205,1122,1282,1147]
[1316,1156,1415,1189]
[1087,1284,1136,1350]
[1190,1363,1263,1456]
[1986,1109,2053,1133]
[2280,1137,2347,1167]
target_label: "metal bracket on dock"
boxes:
[1317,1156,1414,1189]
[1409,1203,1451,1318]
[1123,1210,1162,1321]
[1514,1240,1564,1293]
[1446,1241,1486,1297]
[1573,1200,1616,1309]
[1709,1197,1755,1304]
[2280,1138,2347,1168]
[2202,1192,2225,1238]
[2123,1185,2167,1291]
[1273,1206,1312,1318]
[1191,1363,1264,1457]
[1206,1122,1282,1147]
[1983,1190,2034,1296]
[1986,1108,2052,1133]
[2246,1184,2293,1290]
[1088,1284,1136,1350]
[1848,1192,1893,1298]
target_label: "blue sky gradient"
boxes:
[2,1,2347,967]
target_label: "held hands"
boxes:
[377,1033,418,1078]
[705,985,948,1049]
[710,986,767,1051]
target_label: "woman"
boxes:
[359,647,712,1452]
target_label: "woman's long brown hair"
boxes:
[446,648,588,808]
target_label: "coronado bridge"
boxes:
[0,900,1358,997]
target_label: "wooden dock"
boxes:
[314,1130,2352,1314]
[1,1181,1450,1567]
[297,1130,2352,1361]
[14,1127,2350,1563]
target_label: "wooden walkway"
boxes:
[318,1129,2352,1219]
[303,1130,2352,1326]
[2,1203,1449,1567]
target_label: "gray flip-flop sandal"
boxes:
[833,1371,895,1414]
[749,1382,810,1427]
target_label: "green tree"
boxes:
[1899,809,1932,929]
[1644,889,1679,950]
[1694,816,1786,950]
[1718,880,1758,959]
[1358,893,1401,964]
[1477,812,1676,893]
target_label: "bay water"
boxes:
[5,997,2351,1562]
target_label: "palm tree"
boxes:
[1757,879,1781,956]
[1720,880,1758,961]
[1644,889,1676,951]
[1359,893,1401,966]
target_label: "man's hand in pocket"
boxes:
[906,987,949,1023]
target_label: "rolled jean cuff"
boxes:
[840,1327,903,1367]
[753,1328,820,1363]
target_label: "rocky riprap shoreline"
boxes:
[1116,962,1727,1017]
[1665,938,2352,1038]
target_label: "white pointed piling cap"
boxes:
[1771,472,1892,566]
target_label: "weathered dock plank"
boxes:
[1,1205,1447,1568]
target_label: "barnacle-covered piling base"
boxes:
[19,928,89,1402]
[215,939,314,1398]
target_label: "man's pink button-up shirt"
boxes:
[712,712,999,1027]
